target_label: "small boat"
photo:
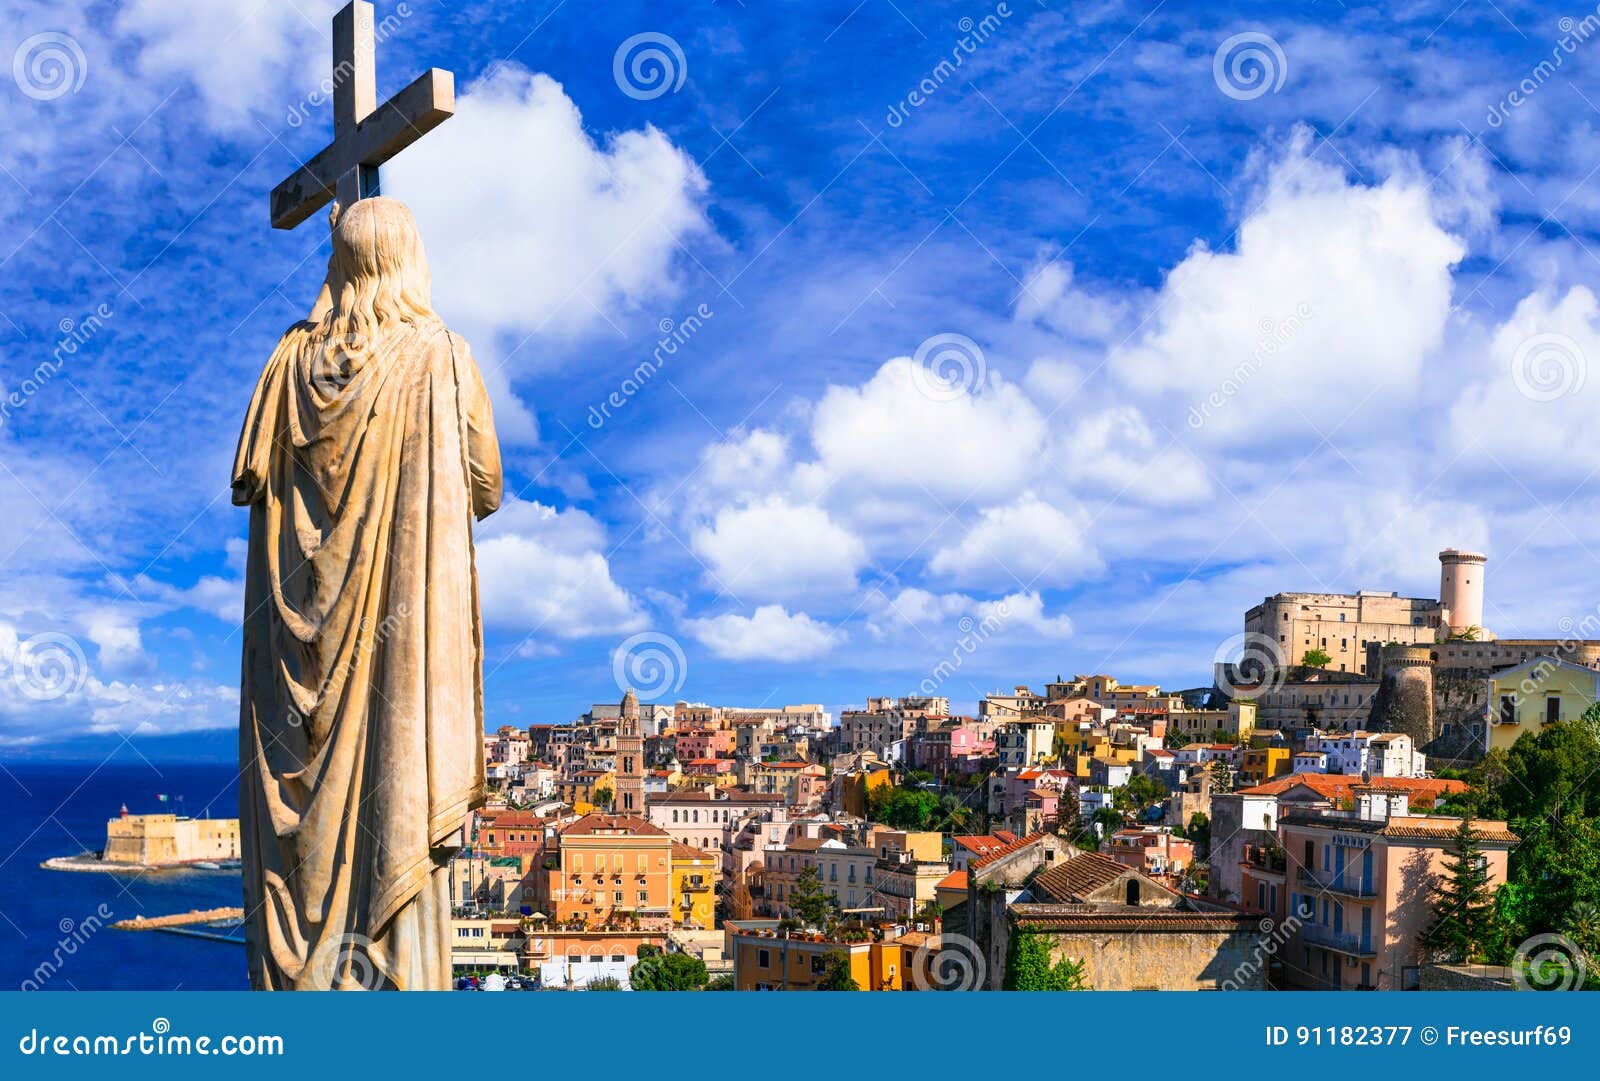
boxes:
[191,861,222,870]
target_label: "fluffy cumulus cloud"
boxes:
[387,66,709,440]
[1107,132,1468,446]
[1449,286,1600,486]
[475,497,646,641]
[928,494,1101,590]
[0,618,234,744]
[684,605,843,662]
[690,497,868,602]
[116,0,341,130]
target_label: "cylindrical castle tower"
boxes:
[1438,548,1488,638]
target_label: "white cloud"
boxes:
[1449,285,1600,484]
[1111,132,1468,445]
[979,590,1075,638]
[929,493,1102,590]
[387,65,708,389]
[1050,405,1211,507]
[84,610,146,674]
[690,497,868,602]
[475,497,646,640]
[116,0,339,130]
[684,605,843,662]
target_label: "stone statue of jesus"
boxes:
[232,197,501,990]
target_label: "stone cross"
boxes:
[269,1,454,230]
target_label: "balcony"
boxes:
[1241,845,1286,875]
[1297,868,1377,899]
[1300,924,1376,957]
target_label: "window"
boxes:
[1500,696,1516,726]
[758,949,771,967]
[1547,696,1561,725]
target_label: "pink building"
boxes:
[676,729,736,761]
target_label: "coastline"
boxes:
[40,853,239,874]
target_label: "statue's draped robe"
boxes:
[232,315,500,990]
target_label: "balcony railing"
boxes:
[1241,845,1286,874]
[1297,868,1377,898]
[1300,924,1376,957]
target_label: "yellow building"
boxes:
[730,930,913,990]
[670,841,717,930]
[1488,656,1600,753]
[1239,746,1290,786]
[103,813,239,866]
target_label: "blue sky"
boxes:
[4,0,1600,757]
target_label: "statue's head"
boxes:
[326,196,434,338]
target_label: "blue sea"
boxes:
[0,761,247,991]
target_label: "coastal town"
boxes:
[442,548,1600,991]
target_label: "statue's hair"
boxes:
[323,197,435,349]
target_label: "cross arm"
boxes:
[269,68,456,230]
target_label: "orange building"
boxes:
[548,814,673,926]
[730,929,916,990]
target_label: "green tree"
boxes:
[1421,818,1496,963]
[586,975,623,991]
[867,785,941,830]
[629,945,710,990]
[789,864,835,929]
[705,972,736,991]
[1301,648,1332,668]
[1003,931,1088,990]
[815,949,859,990]
[1208,758,1232,794]
[1187,812,1212,857]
